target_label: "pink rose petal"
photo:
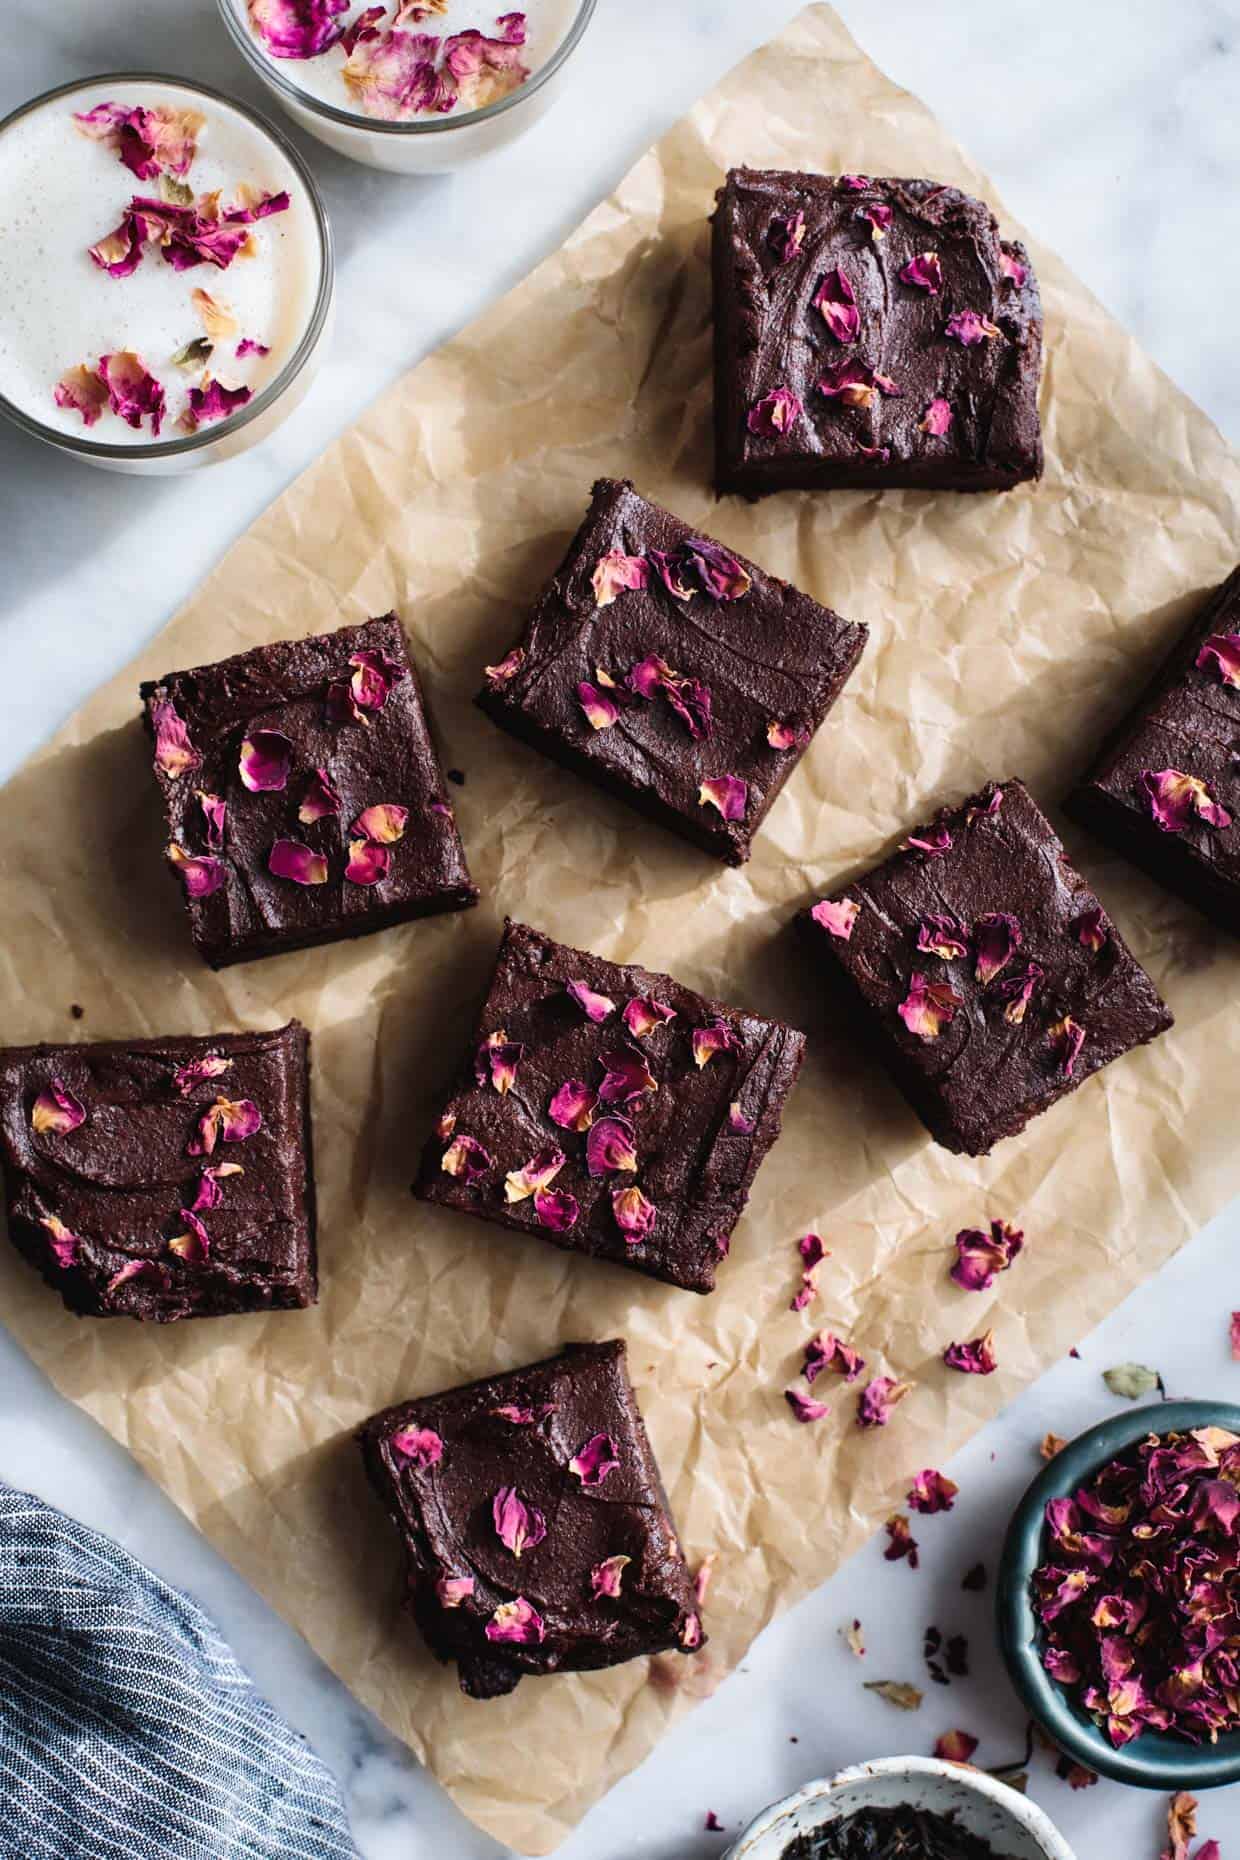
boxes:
[475,1031,524,1096]
[586,1116,638,1177]
[1074,906,1108,953]
[578,680,619,731]
[533,1185,578,1231]
[350,647,405,714]
[899,250,943,293]
[682,538,751,602]
[166,844,227,898]
[805,1333,865,1385]
[492,1486,546,1558]
[483,646,524,686]
[767,719,810,751]
[54,363,108,428]
[247,0,349,58]
[168,1208,211,1264]
[935,1730,978,1764]
[902,826,952,856]
[908,1469,959,1514]
[548,1080,598,1131]
[106,1258,170,1297]
[945,310,1002,346]
[590,1554,630,1599]
[622,996,676,1038]
[728,1101,755,1134]
[441,1133,492,1181]
[898,972,961,1041]
[485,1597,544,1644]
[569,1432,620,1486]
[31,1081,86,1136]
[597,1048,657,1105]
[187,1096,262,1158]
[190,1162,243,1212]
[390,1426,444,1467]
[39,1213,80,1270]
[442,25,530,111]
[857,1376,911,1428]
[504,1144,566,1203]
[791,1231,828,1312]
[1142,767,1233,833]
[491,1403,556,1424]
[1196,633,1240,689]
[944,1332,998,1375]
[97,350,164,432]
[183,379,252,431]
[196,791,226,851]
[813,267,859,343]
[647,550,696,601]
[994,959,1043,1026]
[817,359,901,409]
[999,250,1028,287]
[1049,1015,1086,1077]
[950,1219,1024,1291]
[235,337,271,358]
[269,839,329,886]
[238,729,292,793]
[884,1514,919,1567]
[298,768,341,824]
[974,911,1022,986]
[810,897,860,941]
[857,202,892,238]
[920,397,953,437]
[768,209,806,263]
[345,838,391,886]
[698,776,748,822]
[916,914,968,960]
[74,101,204,180]
[353,803,408,844]
[785,1387,830,1424]
[436,1575,474,1608]
[567,979,616,1023]
[691,1020,740,1069]
[747,386,803,437]
[681,1612,703,1649]
[172,1054,232,1096]
[591,551,649,608]
[611,1184,656,1242]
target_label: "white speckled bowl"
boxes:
[724,1759,1077,1860]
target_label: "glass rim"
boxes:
[214,0,598,137]
[0,70,334,462]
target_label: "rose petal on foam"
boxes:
[269,838,330,886]
[548,1080,598,1131]
[950,1220,1024,1291]
[785,1388,830,1424]
[592,551,649,608]
[1196,632,1240,689]
[698,776,748,822]
[1049,1015,1086,1078]
[586,1116,638,1177]
[999,250,1028,287]
[920,397,953,437]
[436,1575,475,1608]
[88,215,145,278]
[247,0,349,58]
[884,1514,919,1567]
[577,680,619,731]
[682,538,752,602]
[187,1095,262,1158]
[340,2,386,52]
[238,728,292,793]
[54,363,108,427]
[908,1469,959,1514]
[168,1208,211,1264]
[1141,767,1233,833]
[483,646,525,688]
[810,897,860,941]
[190,1162,243,1212]
[533,1186,578,1231]
[166,843,227,898]
[897,972,961,1041]
[805,1332,865,1385]
[485,1597,545,1645]
[857,1376,912,1429]
[442,26,531,111]
[567,979,616,1023]
[31,1080,88,1135]
[172,1053,232,1096]
[691,1020,740,1069]
[622,995,676,1038]
[98,350,165,434]
[390,1426,444,1467]
[1074,906,1108,953]
[235,337,271,359]
[944,1332,998,1375]
[747,386,804,437]
[728,1101,755,1134]
[353,803,409,845]
[917,914,968,961]
[106,1258,170,1298]
[974,911,1022,986]
[183,379,252,431]
[944,310,1002,346]
[441,1134,492,1181]
[935,1730,979,1765]
[598,1047,657,1105]
[899,250,943,294]
[492,1486,547,1558]
[74,101,204,180]
[612,1184,656,1242]
[767,719,810,751]
[569,1433,620,1486]
[994,959,1043,1026]
[504,1144,565,1204]
[768,209,806,264]
[151,700,201,779]
[475,1030,524,1096]
[298,768,341,824]
[901,826,952,856]
[39,1214,80,1270]
[590,1554,631,1600]
[813,267,860,343]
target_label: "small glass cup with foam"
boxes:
[0,73,334,474]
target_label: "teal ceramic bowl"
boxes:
[998,1398,1240,1790]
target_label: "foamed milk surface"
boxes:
[234,0,579,110]
[0,80,320,445]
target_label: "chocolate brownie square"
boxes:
[414,918,806,1292]
[800,779,1172,1155]
[142,614,478,968]
[476,478,867,866]
[712,168,1043,496]
[357,1340,701,1699]
[0,1022,316,1320]
[1067,566,1240,932]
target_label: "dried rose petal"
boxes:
[592,551,649,608]
[485,1596,545,1644]
[298,768,340,824]
[74,101,204,180]
[974,911,1022,985]
[681,1612,703,1650]
[682,537,751,603]
[390,1426,444,1467]
[441,1134,492,1181]
[950,1219,1024,1291]
[945,309,1002,346]
[566,979,616,1023]
[920,397,953,437]
[857,1376,911,1429]
[492,1486,546,1558]
[190,792,225,853]
[578,680,619,731]
[168,1208,211,1264]
[353,803,408,844]
[1074,906,1107,953]
[805,1332,865,1384]
[97,350,165,433]
[341,25,453,116]
[54,363,108,427]
[190,1162,243,1212]
[235,337,271,359]
[858,202,892,238]
[622,995,676,1038]
[150,701,201,780]
[897,973,961,1041]
[31,1081,87,1136]
[504,1144,565,1203]
[1141,767,1233,833]
[944,1332,998,1375]
[39,1213,80,1270]
[191,288,238,342]
[247,0,349,57]
[611,1184,656,1242]
[442,25,530,111]
[691,1020,740,1069]
[811,898,861,944]
[917,914,968,960]
[817,359,901,408]
[238,728,292,793]
[647,549,695,601]
[728,1101,754,1134]
[166,844,227,898]
[548,1080,597,1131]
[436,1575,474,1608]
[187,1095,262,1158]
[598,1048,657,1105]
[899,250,943,294]
[747,386,804,437]
[570,1433,620,1486]
[785,1387,830,1424]
[767,719,810,751]
[182,379,252,432]
[698,776,748,822]
[483,646,524,687]
[533,1186,578,1231]
[935,1730,979,1764]
[586,1116,638,1177]
[768,209,806,263]
[791,1231,828,1312]
[994,959,1043,1026]
[626,653,675,700]
[88,216,145,278]
[347,647,404,716]
[344,838,390,886]
[492,1403,556,1424]
[902,826,952,856]
[884,1514,919,1566]
[172,1053,232,1096]
[838,174,869,191]
[1196,633,1240,688]
[999,250,1028,287]
[693,1555,717,1607]
[814,267,860,343]
[475,1031,523,1096]
[590,1554,630,1599]
[107,1258,170,1297]
[1049,1015,1086,1077]
[269,839,329,886]
[908,1469,959,1514]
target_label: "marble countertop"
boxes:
[3,2,1240,1856]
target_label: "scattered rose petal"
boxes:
[950,1220,1024,1292]
[54,363,108,427]
[182,378,253,431]
[1074,906,1108,953]
[857,1377,911,1428]
[920,397,953,437]
[106,1259,170,1297]
[151,701,200,780]
[166,844,227,898]
[864,1680,923,1710]
[768,209,806,263]
[567,979,615,1023]
[236,337,271,359]
[811,897,860,941]
[341,25,455,116]
[1196,633,1240,689]
[483,646,524,686]
[902,826,952,856]
[1141,767,1233,833]
[1049,1015,1086,1077]
[441,1134,492,1181]
[917,914,968,961]
[999,250,1028,287]
[728,1101,755,1134]
[786,1387,830,1424]
[485,1597,545,1644]
[598,1048,657,1105]
[270,839,330,886]
[577,680,619,731]
[611,1184,656,1242]
[491,1404,556,1424]
[39,1214,80,1270]
[694,1555,717,1607]
[492,1486,546,1558]
[626,653,676,700]
[805,1333,865,1384]
[908,1469,959,1514]
[592,551,649,608]
[353,803,408,845]
[691,1020,740,1068]
[884,1514,919,1567]
[187,1096,261,1158]
[570,1433,620,1486]
[973,911,1022,985]
[168,1209,210,1264]
[98,351,165,433]
[622,995,676,1038]
[533,1185,578,1231]
[858,202,892,238]
[238,728,291,793]
[193,791,226,851]
[88,215,145,278]
[548,1080,597,1131]
[839,174,869,190]
[899,250,943,294]
[344,838,390,885]
[590,1554,630,1600]
[442,25,531,111]
[298,768,340,824]
[935,1730,979,1764]
[247,0,349,57]
[994,960,1043,1026]
[31,1081,87,1136]
[680,1612,703,1649]
[473,1031,523,1096]
[945,310,1002,345]
[74,100,204,180]
[647,548,696,600]
[944,1332,998,1375]
[747,385,803,437]
[436,1575,474,1608]
[898,972,961,1041]
[817,359,901,408]
[504,1144,565,1203]
[436,1111,457,1141]
[191,288,238,342]
[172,1053,232,1096]
[698,776,748,822]
[813,267,860,343]
[791,1232,828,1312]
[682,538,752,602]
[190,1162,243,1212]
[349,647,404,716]
[586,1116,638,1177]
[390,1426,444,1467]
[766,719,810,751]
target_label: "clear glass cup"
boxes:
[215,0,598,174]
[0,73,334,476]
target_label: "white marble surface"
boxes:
[2,2,1240,1856]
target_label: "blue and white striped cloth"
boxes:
[0,1484,358,1860]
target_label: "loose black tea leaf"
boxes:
[782,1803,1019,1859]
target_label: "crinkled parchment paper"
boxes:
[4,7,1240,1850]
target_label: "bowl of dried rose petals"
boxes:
[998,1399,1240,1791]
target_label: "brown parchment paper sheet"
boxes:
[4,7,1240,1850]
